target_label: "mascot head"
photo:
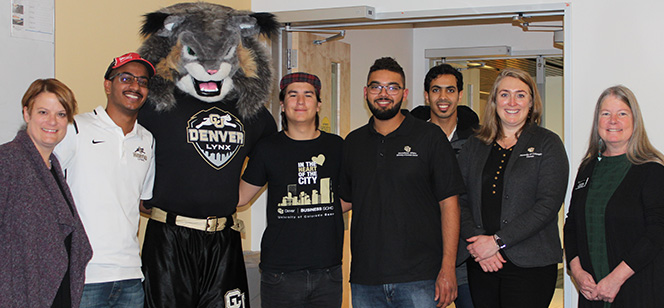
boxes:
[138,2,279,119]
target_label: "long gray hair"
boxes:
[581,85,664,167]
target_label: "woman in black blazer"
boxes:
[564,85,664,307]
[458,68,569,308]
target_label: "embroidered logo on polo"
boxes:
[396,145,418,157]
[186,107,245,170]
[133,147,148,162]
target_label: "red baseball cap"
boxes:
[104,52,156,79]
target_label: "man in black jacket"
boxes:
[411,64,479,156]
[411,63,479,308]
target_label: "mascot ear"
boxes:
[230,15,261,37]
[250,13,280,38]
[232,13,280,38]
[141,12,185,38]
[141,12,168,37]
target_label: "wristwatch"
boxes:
[494,234,506,249]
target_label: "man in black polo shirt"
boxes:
[340,57,465,308]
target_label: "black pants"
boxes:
[467,258,557,308]
[261,265,343,308]
[142,219,250,308]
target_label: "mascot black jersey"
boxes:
[139,90,276,218]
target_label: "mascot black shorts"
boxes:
[142,218,250,308]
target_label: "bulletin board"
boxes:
[1,0,54,143]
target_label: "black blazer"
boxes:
[459,124,569,267]
[564,159,664,307]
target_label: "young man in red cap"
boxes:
[55,52,156,307]
[238,72,346,307]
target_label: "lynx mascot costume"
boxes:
[136,3,278,307]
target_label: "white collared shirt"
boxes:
[55,106,155,283]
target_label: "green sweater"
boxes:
[585,154,631,308]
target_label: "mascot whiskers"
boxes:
[136,3,279,307]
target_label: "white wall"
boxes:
[253,0,561,13]
[545,76,563,138]
[567,0,664,167]
[340,28,414,130]
[0,1,54,144]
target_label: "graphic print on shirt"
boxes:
[186,107,245,170]
[277,154,335,219]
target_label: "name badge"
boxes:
[575,178,589,190]
[519,146,542,158]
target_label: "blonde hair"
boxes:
[21,78,78,123]
[581,85,664,167]
[475,68,542,144]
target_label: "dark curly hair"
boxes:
[367,57,405,87]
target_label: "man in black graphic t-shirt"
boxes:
[240,72,345,307]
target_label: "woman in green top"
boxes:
[564,85,664,307]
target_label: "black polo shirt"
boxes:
[340,110,465,284]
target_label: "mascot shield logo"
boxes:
[187,107,245,170]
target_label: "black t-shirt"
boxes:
[340,111,465,284]
[138,91,277,217]
[242,131,344,272]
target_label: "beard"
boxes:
[367,97,403,120]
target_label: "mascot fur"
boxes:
[136,3,279,307]
[139,2,278,119]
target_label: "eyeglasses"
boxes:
[109,72,150,88]
[367,84,402,95]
